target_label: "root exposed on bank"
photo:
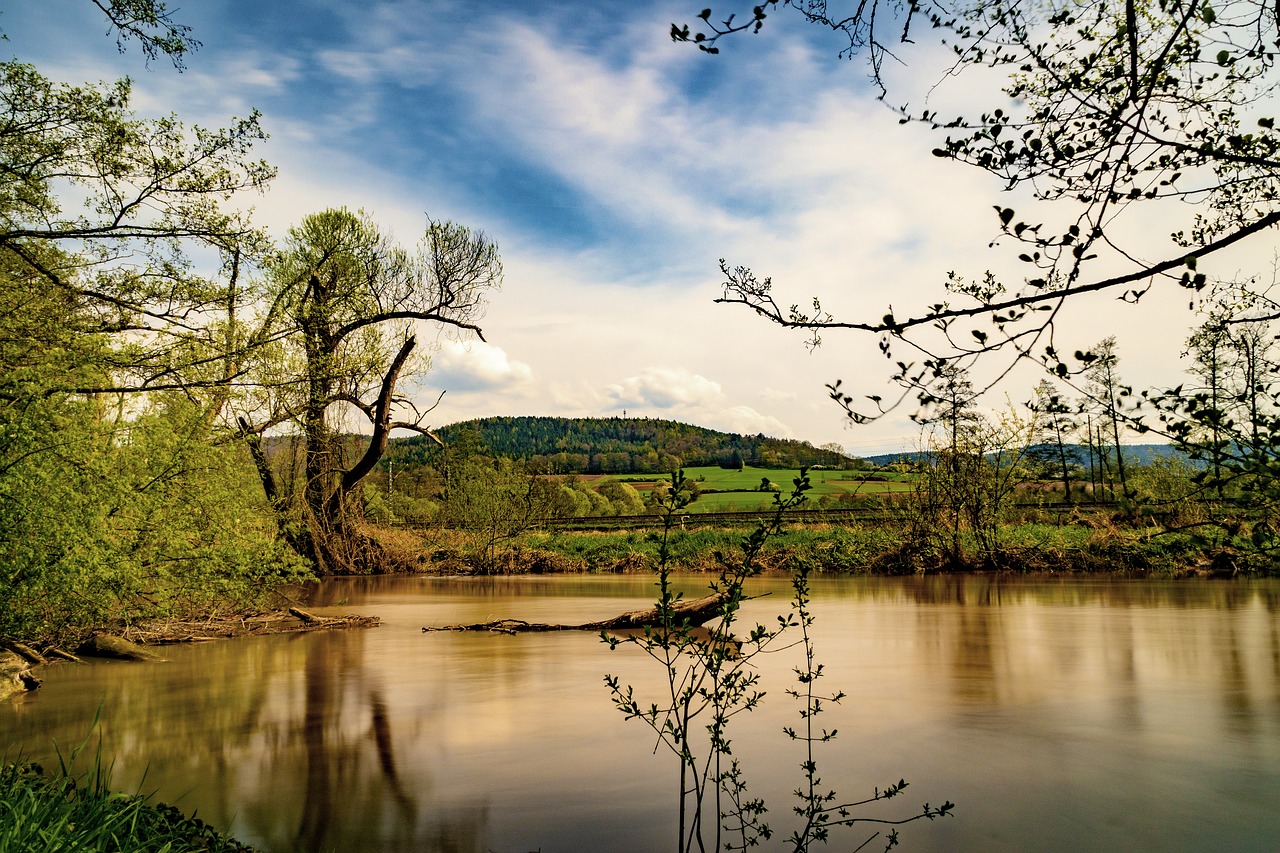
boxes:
[422,591,733,635]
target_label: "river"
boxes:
[1,574,1278,852]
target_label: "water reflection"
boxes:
[1,628,489,852]
[0,574,1277,852]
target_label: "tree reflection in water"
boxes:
[292,631,486,853]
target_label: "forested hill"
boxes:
[394,416,857,474]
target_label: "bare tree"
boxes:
[238,209,502,573]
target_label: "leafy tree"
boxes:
[596,478,647,514]
[1183,320,1235,496]
[83,0,201,67]
[236,209,502,573]
[0,1,308,644]
[908,399,1035,566]
[0,61,273,395]
[915,365,980,559]
[0,384,306,646]
[443,456,553,571]
[1143,282,1280,547]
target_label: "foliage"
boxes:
[81,1,202,68]
[400,415,863,474]
[0,61,272,401]
[0,2,323,641]
[442,456,556,572]
[904,389,1040,566]
[0,394,309,647]
[602,471,953,851]
[689,0,1280,366]
[1139,286,1280,551]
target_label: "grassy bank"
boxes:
[0,760,256,852]
[387,515,1267,578]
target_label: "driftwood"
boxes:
[77,633,166,661]
[423,591,734,636]
[120,610,381,645]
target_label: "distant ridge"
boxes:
[391,415,857,475]
[863,443,1187,468]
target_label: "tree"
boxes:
[237,209,502,574]
[0,63,273,395]
[1083,337,1132,500]
[1184,321,1235,496]
[443,457,553,571]
[915,365,981,560]
[1028,379,1079,500]
[1142,280,1280,544]
[84,0,201,67]
[678,1,1280,423]
[0,2,312,645]
[596,478,648,514]
[819,441,844,469]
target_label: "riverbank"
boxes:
[387,519,1270,578]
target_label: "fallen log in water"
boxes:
[422,591,734,635]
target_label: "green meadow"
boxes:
[619,466,916,512]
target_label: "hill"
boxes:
[389,416,860,475]
[864,443,1189,468]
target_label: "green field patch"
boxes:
[676,466,913,511]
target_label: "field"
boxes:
[617,465,916,512]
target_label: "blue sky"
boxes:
[5,0,1212,456]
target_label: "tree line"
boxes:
[391,415,861,475]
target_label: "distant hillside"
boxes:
[390,416,859,475]
[865,443,1189,468]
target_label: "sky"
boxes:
[3,0,1239,457]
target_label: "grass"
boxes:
[499,515,1259,577]
[675,466,915,512]
[0,731,256,853]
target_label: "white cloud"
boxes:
[707,406,795,439]
[429,340,534,393]
[607,367,724,409]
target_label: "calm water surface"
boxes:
[1,574,1278,852]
